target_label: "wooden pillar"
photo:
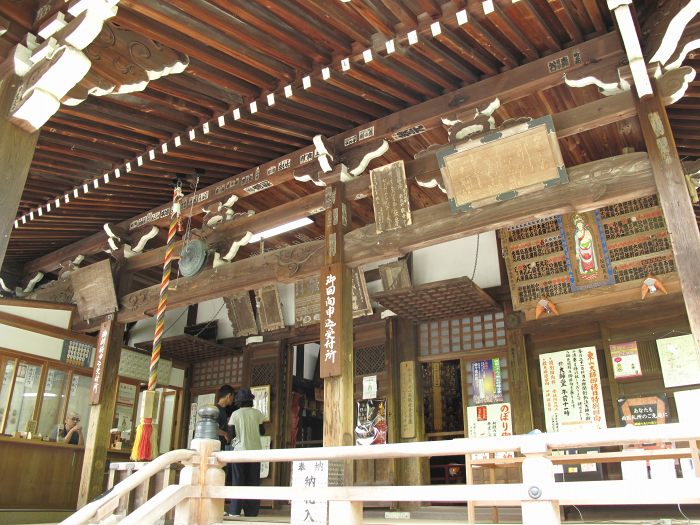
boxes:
[78,314,124,506]
[507,328,534,435]
[600,322,621,427]
[320,179,355,483]
[637,89,700,360]
[391,317,428,509]
[0,63,39,268]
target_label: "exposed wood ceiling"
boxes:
[0,1,696,289]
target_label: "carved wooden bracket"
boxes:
[3,0,188,132]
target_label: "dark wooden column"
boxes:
[391,317,428,509]
[78,313,124,506]
[0,66,39,268]
[507,327,534,435]
[78,258,131,506]
[320,179,354,478]
[637,88,700,360]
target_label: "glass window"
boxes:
[111,382,138,450]
[0,359,16,431]
[65,374,93,436]
[37,368,68,437]
[5,362,43,435]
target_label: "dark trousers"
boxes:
[226,462,261,516]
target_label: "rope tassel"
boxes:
[131,184,183,461]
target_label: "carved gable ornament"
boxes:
[436,115,568,212]
[4,0,188,132]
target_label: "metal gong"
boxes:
[179,239,208,277]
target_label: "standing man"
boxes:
[227,388,265,517]
[215,384,235,449]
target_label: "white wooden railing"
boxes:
[60,423,700,525]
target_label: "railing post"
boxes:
[521,439,560,525]
[174,405,224,525]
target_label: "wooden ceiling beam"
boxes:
[582,0,608,35]
[24,33,626,274]
[325,73,405,112]
[305,82,389,119]
[146,79,229,116]
[107,91,205,126]
[432,25,500,77]
[117,152,656,323]
[43,122,153,152]
[223,0,331,64]
[301,0,375,47]
[344,66,424,105]
[387,47,461,92]
[441,3,519,68]
[547,0,584,44]
[287,87,385,124]
[59,107,171,141]
[185,59,259,99]
[50,115,156,146]
[115,7,275,91]
[380,0,417,28]
[169,0,314,71]
[208,125,307,151]
[517,0,562,52]
[251,0,350,53]
[119,0,296,81]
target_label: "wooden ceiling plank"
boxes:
[214,124,308,150]
[59,106,172,141]
[433,26,500,76]
[44,122,153,152]
[50,115,156,146]
[36,141,125,165]
[325,74,406,112]
[171,0,314,71]
[115,7,276,90]
[255,0,353,54]
[341,0,396,37]
[163,73,243,109]
[269,98,356,131]
[441,3,519,68]
[480,7,539,61]
[302,0,375,47]
[548,0,584,44]
[344,66,425,105]
[185,58,259,99]
[154,151,252,172]
[298,82,388,119]
[582,0,607,34]
[409,35,480,83]
[244,113,318,140]
[282,88,378,124]
[108,90,209,123]
[137,80,227,117]
[119,0,296,81]
[517,0,563,52]
[224,0,331,63]
[182,139,273,165]
[378,0,417,28]
[364,51,446,97]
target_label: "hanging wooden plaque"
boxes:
[255,285,285,332]
[224,292,258,337]
[294,276,321,326]
[400,361,416,439]
[370,160,412,234]
[436,115,567,212]
[351,267,373,318]
[379,259,412,291]
[320,263,343,378]
[70,259,118,321]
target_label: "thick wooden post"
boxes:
[0,62,39,268]
[320,178,356,505]
[78,314,124,506]
[391,317,428,509]
[507,328,534,435]
[637,89,700,360]
[600,322,621,426]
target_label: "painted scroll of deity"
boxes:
[558,210,614,291]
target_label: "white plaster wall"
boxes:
[278,283,295,327]
[128,306,188,346]
[0,305,71,329]
[196,298,229,338]
[411,231,502,288]
[0,324,63,360]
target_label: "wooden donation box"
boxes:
[436,115,567,211]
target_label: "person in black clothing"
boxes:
[49,412,84,445]
[215,384,236,511]
[215,384,235,449]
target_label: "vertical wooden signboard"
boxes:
[320,263,343,378]
[400,361,416,439]
[90,314,113,404]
